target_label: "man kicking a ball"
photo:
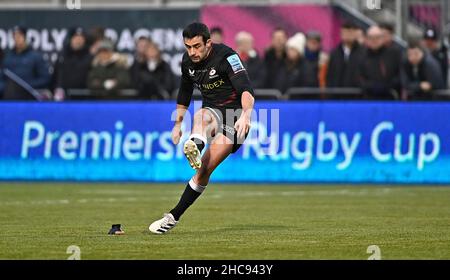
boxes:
[149,22,255,234]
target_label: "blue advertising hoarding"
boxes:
[0,101,449,183]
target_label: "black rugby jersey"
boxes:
[177,43,254,109]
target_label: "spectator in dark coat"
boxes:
[379,22,403,61]
[263,27,288,88]
[1,26,51,100]
[133,36,151,67]
[303,31,329,88]
[235,31,265,88]
[87,40,130,99]
[359,26,401,100]
[53,27,93,100]
[130,36,151,87]
[130,36,152,92]
[422,28,448,87]
[327,22,365,88]
[355,25,366,46]
[273,33,307,93]
[131,41,174,100]
[401,41,445,100]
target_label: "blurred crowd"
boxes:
[235,22,447,100]
[0,22,448,101]
[0,25,176,101]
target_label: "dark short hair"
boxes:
[210,26,223,35]
[137,36,151,42]
[341,21,358,30]
[407,40,423,51]
[379,22,395,33]
[183,22,210,44]
[272,27,287,36]
[12,25,27,37]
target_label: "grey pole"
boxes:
[401,0,409,40]
[395,0,403,39]
[442,0,449,35]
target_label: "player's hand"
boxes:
[235,113,251,139]
[172,124,182,145]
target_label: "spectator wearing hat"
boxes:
[401,41,445,100]
[327,21,365,88]
[273,32,307,93]
[263,27,288,88]
[304,31,329,88]
[0,26,51,100]
[53,27,93,100]
[422,28,448,86]
[87,39,130,99]
[235,31,265,88]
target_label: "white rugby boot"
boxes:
[149,213,178,234]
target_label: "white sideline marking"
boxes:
[216,188,394,198]
[0,197,141,206]
[0,188,404,206]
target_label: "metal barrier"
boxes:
[66,89,139,100]
[432,89,450,100]
[20,88,450,101]
[284,87,363,100]
[253,88,283,100]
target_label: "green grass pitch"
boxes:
[0,183,449,260]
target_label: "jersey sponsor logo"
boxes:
[188,69,195,76]
[226,54,245,74]
[209,68,219,79]
[201,79,225,90]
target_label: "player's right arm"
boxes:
[172,63,194,145]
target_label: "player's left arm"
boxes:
[235,90,255,139]
[223,53,255,139]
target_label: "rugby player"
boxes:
[149,22,255,234]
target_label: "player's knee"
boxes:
[194,111,213,127]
